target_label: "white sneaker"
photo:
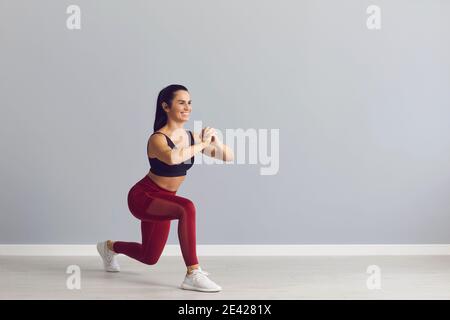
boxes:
[180,267,222,292]
[97,241,120,272]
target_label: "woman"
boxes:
[97,84,234,292]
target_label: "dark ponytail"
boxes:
[153,84,188,132]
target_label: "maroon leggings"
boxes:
[113,175,199,266]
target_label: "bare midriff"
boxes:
[146,170,186,193]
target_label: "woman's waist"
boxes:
[134,172,184,193]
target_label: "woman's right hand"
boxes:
[201,127,216,146]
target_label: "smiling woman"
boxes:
[97,84,234,293]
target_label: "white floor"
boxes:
[1,255,449,299]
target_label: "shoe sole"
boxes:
[180,283,222,292]
[97,242,120,272]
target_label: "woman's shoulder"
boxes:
[147,132,172,157]
[149,131,169,143]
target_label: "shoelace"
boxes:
[191,268,210,276]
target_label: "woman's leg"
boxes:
[114,188,199,267]
[113,220,171,265]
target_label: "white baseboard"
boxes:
[0,244,450,256]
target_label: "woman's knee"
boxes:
[180,199,196,219]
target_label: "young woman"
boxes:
[97,84,234,292]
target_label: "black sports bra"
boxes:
[148,130,195,177]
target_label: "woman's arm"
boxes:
[193,130,235,162]
[149,133,210,165]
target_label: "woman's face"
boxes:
[164,90,191,122]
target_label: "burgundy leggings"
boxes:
[113,175,199,266]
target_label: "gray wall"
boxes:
[1,0,449,244]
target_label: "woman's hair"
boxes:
[153,84,189,132]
